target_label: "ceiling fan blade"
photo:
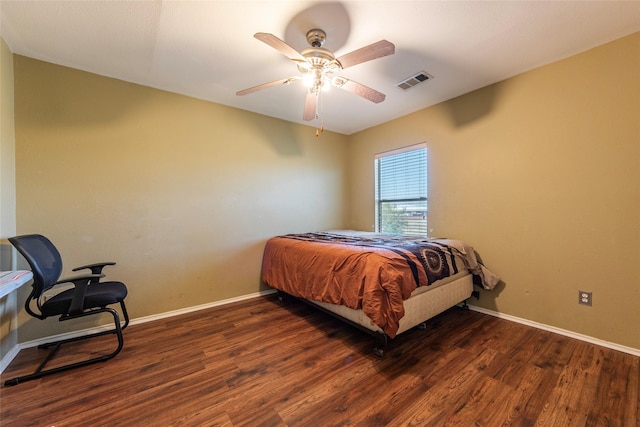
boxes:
[236,76,300,96]
[254,32,306,63]
[336,40,395,69]
[303,91,318,121]
[334,77,386,103]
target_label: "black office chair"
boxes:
[4,234,129,386]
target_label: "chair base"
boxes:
[4,302,129,387]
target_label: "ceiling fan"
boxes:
[236,29,395,122]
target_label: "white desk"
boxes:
[0,270,33,299]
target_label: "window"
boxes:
[375,144,427,237]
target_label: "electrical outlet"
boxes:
[579,291,592,306]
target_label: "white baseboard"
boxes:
[3,290,637,374]
[127,289,277,326]
[0,289,277,374]
[0,343,21,373]
[467,304,640,357]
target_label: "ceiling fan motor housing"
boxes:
[299,48,340,70]
[298,29,342,73]
[306,29,326,47]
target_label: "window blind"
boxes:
[375,145,427,236]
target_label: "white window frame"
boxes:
[374,143,428,237]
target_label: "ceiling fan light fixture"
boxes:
[238,29,396,126]
[302,72,315,88]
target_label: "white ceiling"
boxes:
[1,1,639,135]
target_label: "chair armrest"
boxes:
[72,262,116,274]
[54,274,105,315]
[53,273,105,287]
[72,262,116,283]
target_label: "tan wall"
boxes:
[0,37,19,359]
[13,56,349,341]
[10,32,640,350]
[348,33,640,349]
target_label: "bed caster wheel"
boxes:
[373,347,384,358]
[277,292,289,303]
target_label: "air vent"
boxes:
[396,71,432,90]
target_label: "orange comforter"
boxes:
[261,232,467,338]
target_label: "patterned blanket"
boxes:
[283,233,461,287]
[261,231,499,338]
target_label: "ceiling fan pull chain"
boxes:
[315,90,325,138]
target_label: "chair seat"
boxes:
[41,281,128,317]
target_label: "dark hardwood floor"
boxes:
[1,294,638,426]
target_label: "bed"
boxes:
[261,230,500,356]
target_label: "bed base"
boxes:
[275,274,477,358]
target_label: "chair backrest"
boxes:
[9,234,63,298]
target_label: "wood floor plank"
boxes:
[1,294,638,426]
[533,341,605,426]
[444,375,516,426]
[501,359,559,425]
[408,348,500,425]
[587,351,639,426]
